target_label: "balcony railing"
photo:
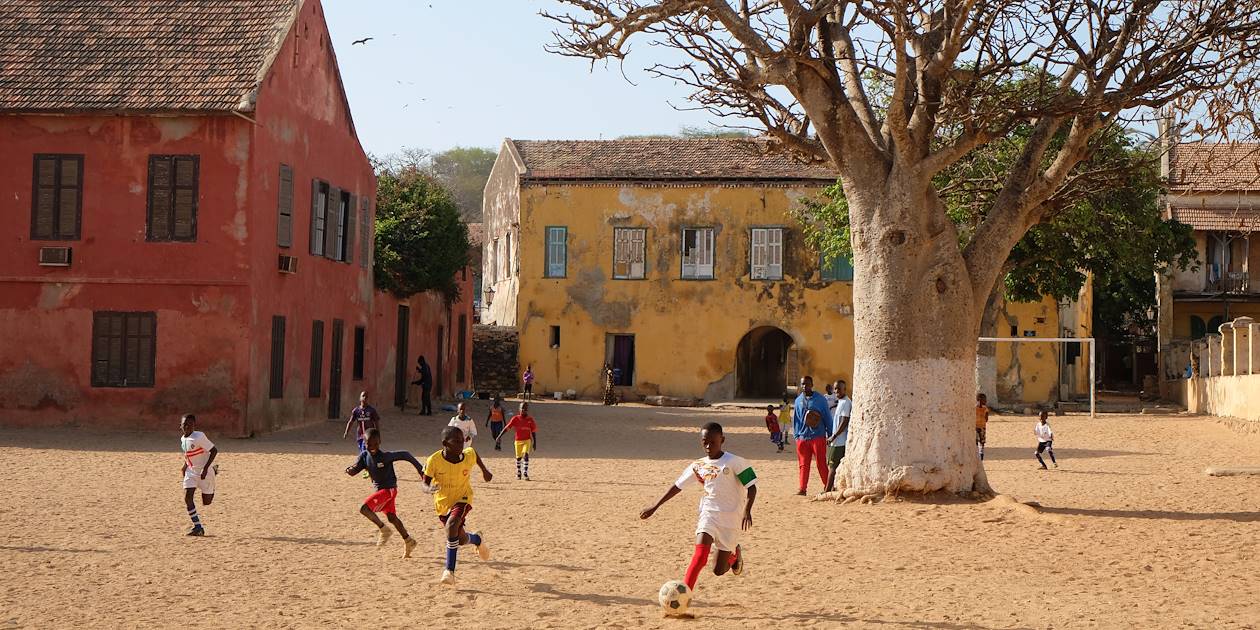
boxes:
[1206,272,1251,294]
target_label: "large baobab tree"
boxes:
[547,1,1260,499]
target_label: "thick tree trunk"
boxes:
[837,186,992,498]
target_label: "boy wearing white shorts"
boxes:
[640,422,757,594]
[179,414,218,537]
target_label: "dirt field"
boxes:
[2,402,1258,629]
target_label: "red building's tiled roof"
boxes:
[511,138,837,182]
[0,0,297,113]
[1168,143,1260,192]
[1170,206,1260,231]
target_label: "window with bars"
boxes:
[681,227,715,279]
[91,311,156,388]
[277,165,294,247]
[309,320,324,397]
[545,226,567,277]
[750,227,784,280]
[31,154,83,240]
[613,227,647,279]
[820,254,854,282]
[147,155,198,241]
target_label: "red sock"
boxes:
[684,543,711,590]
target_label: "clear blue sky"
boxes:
[323,0,728,156]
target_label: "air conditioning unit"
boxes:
[278,254,298,274]
[38,246,72,267]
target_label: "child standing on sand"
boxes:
[640,422,756,597]
[498,402,538,480]
[976,393,990,461]
[764,405,784,452]
[486,395,507,451]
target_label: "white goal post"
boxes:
[978,337,1096,418]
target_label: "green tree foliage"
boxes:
[796,129,1197,340]
[428,147,497,222]
[373,166,470,302]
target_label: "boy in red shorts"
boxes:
[423,426,494,586]
[345,428,425,557]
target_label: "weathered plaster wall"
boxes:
[990,284,1091,406]
[480,141,523,327]
[513,182,853,400]
[1174,373,1260,430]
[0,113,256,434]
[242,0,380,434]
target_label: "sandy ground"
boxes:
[2,402,1259,629]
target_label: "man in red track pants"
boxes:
[792,376,833,495]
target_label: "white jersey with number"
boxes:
[674,452,757,530]
[181,431,215,475]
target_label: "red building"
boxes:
[0,0,472,435]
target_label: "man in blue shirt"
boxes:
[793,375,833,495]
[345,428,426,557]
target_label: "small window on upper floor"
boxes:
[681,227,715,279]
[546,227,568,278]
[31,154,83,241]
[820,254,854,282]
[750,227,783,280]
[613,227,647,279]
[147,155,198,242]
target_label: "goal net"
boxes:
[978,336,1096,418]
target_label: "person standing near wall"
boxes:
[414,356,433,416]
[602,363,616,405]
[522,365,535,401]
[792,376,832,496]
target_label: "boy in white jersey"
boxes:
[447,402,477,448]
[641,422,757,596]
[179,414,218,537]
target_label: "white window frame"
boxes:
[612,227,647,279]
[545,226,567,278]
[750,227,784,280]
[681,227,715,279]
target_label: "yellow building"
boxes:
[987,285,1093,405]
[481,137,1089,404]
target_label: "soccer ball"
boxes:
[658,580,691,615]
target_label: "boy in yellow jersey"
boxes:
[423,426,494,586]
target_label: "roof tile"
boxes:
[1170,206,1260,231]
[512,138,837,182]
[0,0,297,113]
[1168,143,1260,192]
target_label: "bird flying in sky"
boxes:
[352,37,374,45]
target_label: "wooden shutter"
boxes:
[344,192,356,263]
[309,179,322,255]
[324,186,341,260]
[172,157,198,240]
[56,157,81,239]
[767,228,783,279]
[359,197,371,268]
[269,316,286,399]
[278,165,294,247]
[32,156,57,239]
[309,320,324,397]
[92,311,154,387]
[148,156,173,240]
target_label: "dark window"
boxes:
[457,315,467,383]
[309,320,324,397]
[550,325,561,348]
[91,311,156,387]
[1009,324,1018,337]
[278,164,294,248]
[344,192,357,264]
[353,326,366,381]
[31,154,83,240]
[147,155,198,241]
[269,316,286,399]
[332,190,351,262]
[310,180,328,256]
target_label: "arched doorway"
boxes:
[736,326,794,398]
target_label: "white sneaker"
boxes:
[440,569,456,586]
[377,526,392,547]
[472,531,490,561]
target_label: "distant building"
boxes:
[1158,142,1260,384]
[0,0,471,434]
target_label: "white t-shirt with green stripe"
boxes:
[674,452,757,529]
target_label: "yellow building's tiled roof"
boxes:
[512,138,837,182]
[1169,143,1260,192]
[1170,205,1260,231]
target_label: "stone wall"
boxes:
[473,324,519,395]
[1165,317,1260,431]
